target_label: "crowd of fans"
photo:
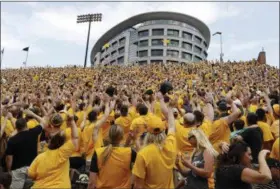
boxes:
[0,60,279,189]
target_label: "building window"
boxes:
[203,41,208,48]
[167,29,179,37]
[194,36,202,44]
[194,46,202,54]
[152,29,164,36]
[118,47,125,54]
[110,60,116,64]
[167,60,179,64]
[182,42,192,51]
[138,60,147,65]
[168,40,179,47]
[182,52,192,61]
[152,39,163,46]
[100,58,104,63]
[119,37,126,46]
[112,41,118,48]
[111,50,117,57]
[166,50,179,57]
[117,56,124,64]
[203,51,208,57]
[138,30,149,38]
[105,54,109,58]
[151,49,163,56]
[182,31,192,40]
[139,40,148,47]
[151,60,163,64]
[193,56,202,62]
[138,50,148,57]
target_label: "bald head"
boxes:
[183,113,196,126]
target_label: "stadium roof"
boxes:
[90,11,211,64]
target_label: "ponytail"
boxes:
[100,124,124,165]
[101,144,113,165]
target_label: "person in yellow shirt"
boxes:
[88,124,136,189]
[175,113,197,154]
[28,113,79,189]
[65,115,85,170]
[130,104,150,143]
[115,105,132,144]
[209,92,241,153]
[256,108,274,149]
[270,138,279,160]
[82,95,115,161]
[271,104,280,139]
[132,97,176,189]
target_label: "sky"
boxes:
[1,1,279,68]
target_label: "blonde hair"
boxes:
[188,128,218,157]
[143,131,166,150]
[101,124,124,165]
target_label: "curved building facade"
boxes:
[91,12,211,66]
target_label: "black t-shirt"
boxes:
[215,164,252,189]
[6,125,42,170]
[240,127,263,164]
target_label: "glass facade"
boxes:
[118,47,125,54]
[139,40,149,47]
[167,29,179,37]
[152,39,163,46]
[138,30,149,37]
[194,46,202,54]
[182,42,192,51]
[138,50,148,57]
[93,18,209,66]
[182,31,192,40]
[182,52,192,61]
[152,29,164,36]
[168,40,179,47]
[119,37,126,46]
[194,36,202,44]
[151,49,163,56]
[193,56,202,62]
[118,56,124,64]
[167,50,179,57]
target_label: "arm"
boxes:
[23,109,47,130]
[263,90,273,114]
[88,172,97,189]
[0,116,8,138]
[181,150,214,178]
[241,150,272,184]
[92,98,113,143]
[157,92,168,119]
[223,101,240,125]
[134,176,145,189]
[167,106,175,134]
[5,155,13,173]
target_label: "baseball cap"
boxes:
[146,115,165,134]
[273,104,280,116]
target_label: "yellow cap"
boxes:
[147,115,165,134]
[273,104,280,116]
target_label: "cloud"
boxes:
[229,39,279,52]
[1,2,241,49]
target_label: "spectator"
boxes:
[215,141,272,189]
[5,110,45,189]
[88,124,137,189]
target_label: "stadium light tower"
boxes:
[213,31,223,63]
[77,13,102,68]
